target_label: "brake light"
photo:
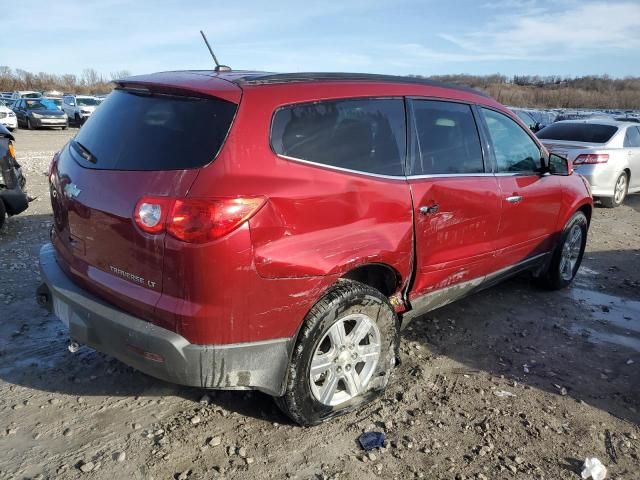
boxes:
[134,196,266,243]
[573,153,609,164]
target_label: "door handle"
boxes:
[419,204,439,215]
[506,195,523,204]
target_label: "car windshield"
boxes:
[537,123,618,143]
[25,99,58,110]
[22,92,42,98]
[77,97,100,106]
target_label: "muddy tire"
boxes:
[275,280,399,426]
[600,172,628,208]
[537,211,588,290]
[0,199,5,229]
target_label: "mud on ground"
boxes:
[0,129,638,480]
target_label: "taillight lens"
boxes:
[134,196,266,243]
[573,153,609,164]
[8,141,15,159]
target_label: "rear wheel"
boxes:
[600,172,628,208]
[537,211,588,290]
[276,280,399,426]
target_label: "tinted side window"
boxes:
[410,100,483,175]
[624,126,640,148]
[481,108,541,173]
[271,98,406,176]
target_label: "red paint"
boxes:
[49,71,592,346]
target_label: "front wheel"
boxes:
[276,280,399,426]
[600,172,628,208]
[537,211,588,290]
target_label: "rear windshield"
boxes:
[537,123,618,143]
[71,88,237,170]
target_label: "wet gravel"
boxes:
[0,129,638,480]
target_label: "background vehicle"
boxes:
[62,94,100,125]
[38,71,592,426]
[537,119,640,207]
[0,124,28,229]
[12,98,68,130]
[0,100,17,130]
[10,90,42,101]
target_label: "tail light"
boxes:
[134,196,266,243]
[573,154,609,164]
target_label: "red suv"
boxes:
[38,72,593,425]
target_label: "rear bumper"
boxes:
[38,243,292,396]
[0,186,28,215]
[573,163,620,198]
[0,116,17,129]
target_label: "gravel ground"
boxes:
[0,129,639,480]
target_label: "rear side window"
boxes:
[410,100,484,175]
[271,98,406,176]
[71,89,237,170]
[537,123,618,144]
[623,126,640,148]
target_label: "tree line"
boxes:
[0,67,130,95]
[1,66,638,109]
[424,74,640,110]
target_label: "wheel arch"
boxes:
[340,262,401,297]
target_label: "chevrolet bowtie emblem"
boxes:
[63,183,81,199]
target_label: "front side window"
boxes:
[271,98,406,176]
[624,126,640,148]
[481,108,541,173]
[410,100,484,175]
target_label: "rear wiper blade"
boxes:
[71,140,97,164]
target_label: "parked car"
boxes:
[37,71,592,425]
[510,107,540,132]
[10,90,42,101]
[0,100,17,131]
[12,98,68,130]
[538,119,640,207]
[0,123,28,228]
[62,94,100,125]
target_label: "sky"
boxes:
[3,0,640,78]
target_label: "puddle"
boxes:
[567,287,640,351]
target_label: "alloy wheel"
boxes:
[309,313,381,406]
[559,224,583,281]
[614,174,627,204]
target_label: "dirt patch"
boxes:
[0,129,638,480]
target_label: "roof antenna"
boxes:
[200,30,231,72]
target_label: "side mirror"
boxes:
[548,153,571,176]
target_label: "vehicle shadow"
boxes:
[401,252,640,426]
[624,194,640,213]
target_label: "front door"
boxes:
[478,107,562,271]
[407,99,501,305]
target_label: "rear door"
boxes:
[478,107,562,271]
[407,99,501,301]
[623,126,640,190]
[50,87,238,326]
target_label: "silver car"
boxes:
[537,119,640,207]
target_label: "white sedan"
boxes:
[538,119,640,207]
[0,101,17,131]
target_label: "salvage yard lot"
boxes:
[0,129,639,480]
